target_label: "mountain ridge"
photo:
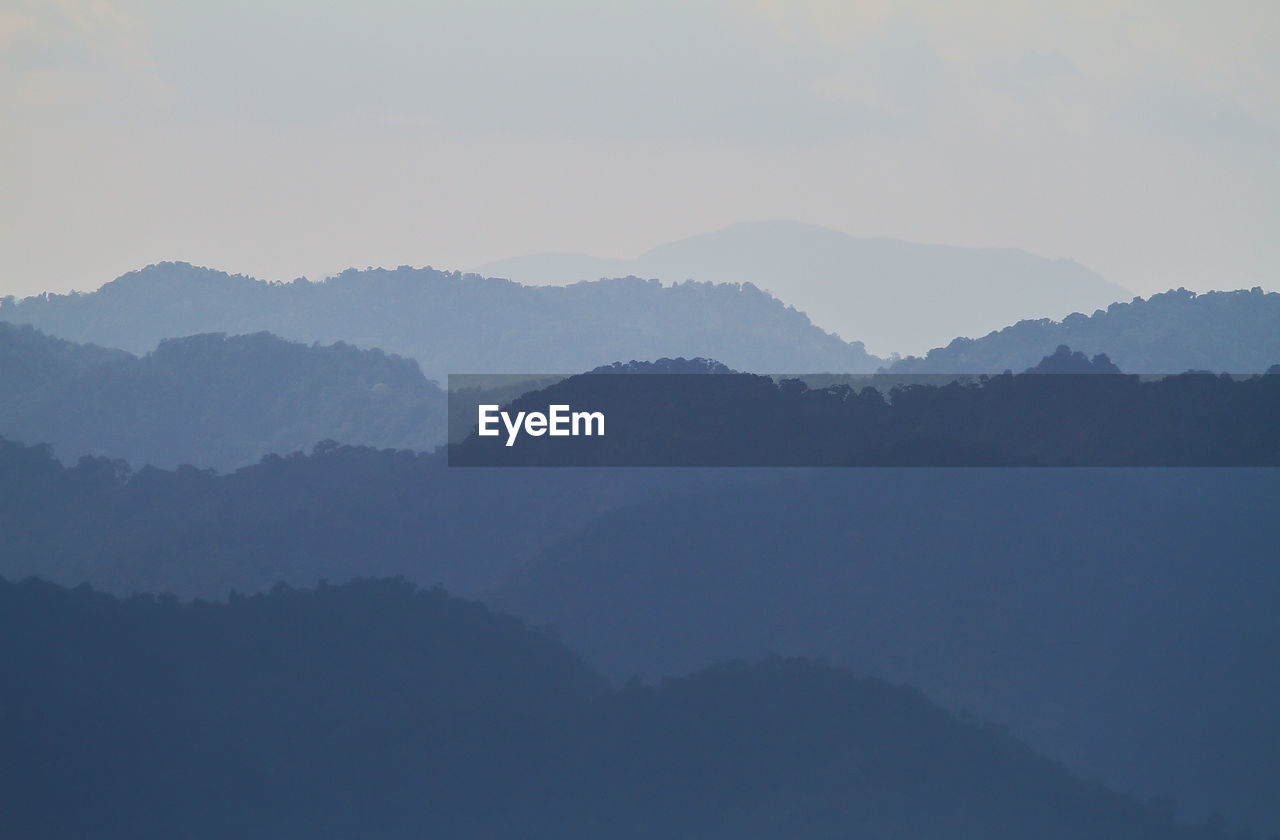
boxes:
[0,261,879,380]
[0,324,447,471]
[491,466,1280,834]
[888,287,1280,373]
[478,220,1131,355]
[0,573,1224,839]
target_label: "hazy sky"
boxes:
[2,0,1277,299]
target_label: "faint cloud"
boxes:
[730,0,1278,144]
[1,0,173,110]
[979,51,1078,101]
[808,74,879,105]
[1117,78,1275,142]
[368,110,447,133]
[0,11,37,45]
[49,0,153,73]
[14,66,104,106]
[1012,52,1076,82]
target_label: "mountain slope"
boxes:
[0,575,1214,839]
[0,436,770,597]
[0,325,446,470]
[0,322,131,395]
[5,429,1266,830]
[478,220,1131,356]
[889,287,1280,373]
[491,467,1280,835]
[0,262,879,379]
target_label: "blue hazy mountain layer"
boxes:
[0,261,879,380]
[0,323,446,471]
[889,287,1280,373]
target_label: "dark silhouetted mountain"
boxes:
[889,288,1280,373]
[0,436,769,598]
[0,261,879,379]
[0,324,446,470]
[4,431,1267,830]
[0,576,601,839]
[1025,345,1122,374]
[477,220,1131,356]
[0,575,1222,839]
[491,468,1280,836]
[450,365,1280,466]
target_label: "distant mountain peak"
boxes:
[477,220,1131,356]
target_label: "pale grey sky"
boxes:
[2,0,1277,300]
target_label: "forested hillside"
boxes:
[4,427,1276,831]
[492,467,1280,834]
[0,262,879,379]
[0,324,446,470]
[888,288,1280,373]
[0,576,1221,840]
[0,436,763,596]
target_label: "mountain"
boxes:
[0,262,879,380]
[0,322,131,394]
[5,427,1273,831]
[0,576,603,839]
[490,467,1280,835]
[0,324,447,471]
[0,575,1219,839]
[1024,345,1122,374]
[890,288,1280,373]
[478,220,1131,356]
[0,436,769,598]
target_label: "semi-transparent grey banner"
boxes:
[447,372,1280,467]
